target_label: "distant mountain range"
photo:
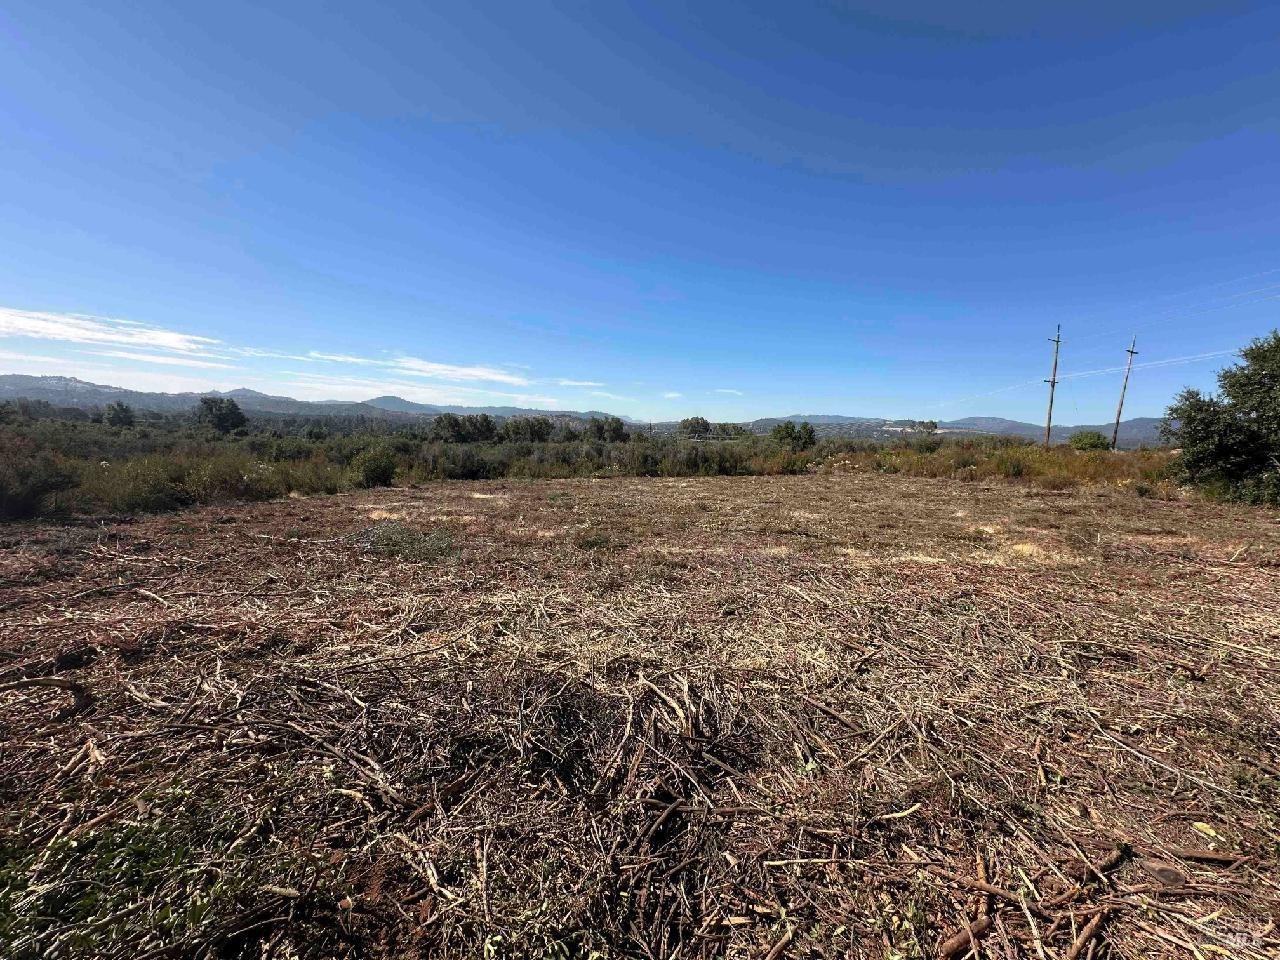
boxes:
[0,375,1168,445]
[0,375,621,422]
[734,413,1165,446]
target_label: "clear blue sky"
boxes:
[1,1,1278,422]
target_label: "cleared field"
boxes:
[2,474,1279,959]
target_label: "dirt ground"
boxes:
[3,474,1279,959]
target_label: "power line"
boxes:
[933,347,1238,409]
[1065,287,1280,354]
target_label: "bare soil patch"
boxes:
[2,474,1278,958]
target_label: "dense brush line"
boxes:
[1,405,1176,520]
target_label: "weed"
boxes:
[357,521,454,561]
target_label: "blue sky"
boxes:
[1,1,1278,422]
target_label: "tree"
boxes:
[585,415,629,442]
[104,401,136,428]
[797,421,817,450]
[500,416,553,443]
[430,413,464,443]
[1164,331,1280,503]
[679,417,712,438]
[919,420,938,435]
[1068,430,1110,451]
[195,397,247,433]
[770,421,798,448]
[770,420,817,452]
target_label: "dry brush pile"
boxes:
[1,474,1278,959]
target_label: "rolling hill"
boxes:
[0,375,1167,444]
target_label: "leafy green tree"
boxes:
[1068,430,1110,451]
[552,422,582,442]
[771,420,816,451]
[195,397,247,433]
[679,416,712,438]
[770,421,797,447]
[1164,331,1280,502]
[104,402,136,428]
[500,416,553,442]
[584,415,628,442]
[797,421,817,450]
[430,412,498,443]
[464,413,498,443]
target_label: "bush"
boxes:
[85,457,190,514]
[1068,430,1110,451]
[0,444,77,519]
[357,521,453,561]
[351,447,397,488]
[184,455,282,504]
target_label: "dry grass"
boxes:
[2,474,1279,959]
[817,444,1177,493]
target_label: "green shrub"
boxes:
[1069,430,1111,451]
[0,444,77,519]
[992,449,1027,478]
[184,455,282,504]
[351,446,397,487]
[356,521,453,561]
[86,457,191,513]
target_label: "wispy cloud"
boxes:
[0,304,592,405]
[0,307,219,353]
[307,351,378,365]
[662,391,683,399]
[277,369,559,406]
[96,350,235,369]
[0,349,75,365]
[713,388,744,396]
[391,356,529,385]
[590,390,634,402]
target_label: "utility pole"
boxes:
[1044,324,1061,448]
[1110,337,1138,451]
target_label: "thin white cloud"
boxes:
[391,356,529,385]
[277,369,559,407]
[233,347,316,362]
[307,351,379,364]
[301,351,532,385]
[0,304,577,400]
[713,388,744,396]
[590,390,634,402]
[96,350,235,369]
[662,391,683,399]
[0,307,219,353]
[0,349,74,365]
[0,352,248,394]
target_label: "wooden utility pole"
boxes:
[1110,337,1138,451]
[1043,324,1061,448]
